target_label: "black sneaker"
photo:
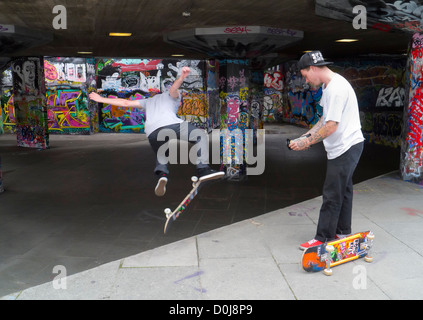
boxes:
[155,172,168,197]
[196,167,225,182]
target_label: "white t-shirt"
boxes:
[136,92,183,137]
[320,73,364,159]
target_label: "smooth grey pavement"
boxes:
[2,172,423,300]
[2,124,420,300]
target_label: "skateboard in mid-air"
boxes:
[163,172,223,234]
[301,231,375,275]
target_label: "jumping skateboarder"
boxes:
[89,66,223,196]
[288,51,364,250]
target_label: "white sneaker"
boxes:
[155,176,168,197]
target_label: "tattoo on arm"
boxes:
[307,120,338,145]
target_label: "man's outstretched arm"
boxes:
[89,92,142,108]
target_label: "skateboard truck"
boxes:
[364,232,375,262]
[324,245,335,276]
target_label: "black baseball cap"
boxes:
[297,51,333,70]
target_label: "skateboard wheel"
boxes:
[191,176,198,182]
[326,245,335,253]
[364,256,373,263]
[367,233,375,240]
[164,208,171,217]
[324,269,333,276]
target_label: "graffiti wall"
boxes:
[332,58,406,148]
[263,67,284,122]
[1,67,14,133]
[283,57,406,147]
[11,57,49,149]
[44,57,95,134]
[285,62,323,128]
[401,33,423,184]
[96,58,209,133]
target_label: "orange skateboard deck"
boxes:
[301,231,375,275]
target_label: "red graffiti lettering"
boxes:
[224,26,251,34]
[371,22,392,33]
[413,48,423,60]
[264,71,283,91]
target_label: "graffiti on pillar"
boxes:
[218,59,251,179]
[401,33,423,183]
[206,59,220,131]
[1,88,15,133]
[1,68,13,133]
[12,57,49,149]
[263,68,284,122]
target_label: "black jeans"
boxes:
[315,142,364,242]
[148,122,209,175]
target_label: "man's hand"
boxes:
[169,67,190,99]
[289,136,311,151]
[89,92,102,102]
[180,66,190,80]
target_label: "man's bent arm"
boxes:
[169,67,190,99]
[291,120,338,151]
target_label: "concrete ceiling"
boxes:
[0,0,412,63]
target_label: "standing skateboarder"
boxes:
[89,66,223,196]
[288,51,364,250]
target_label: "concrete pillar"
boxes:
[0,155,3,194]
[401,33,423,184]
[218,59,250,180]
[11,57,49,149]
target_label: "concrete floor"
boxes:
[0,124,401,297]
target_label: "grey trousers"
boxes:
[147,122,209,175]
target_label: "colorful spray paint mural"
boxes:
[11,57,49,149]
[285,62,323,128]
[401,33,423,184]
[1,68,14,133]
[283,57,406,147]
[219,59,250,179]
[263,68,284,122]
[44,57,94,134]
[96,58,208,133]
[333,58,406,148]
